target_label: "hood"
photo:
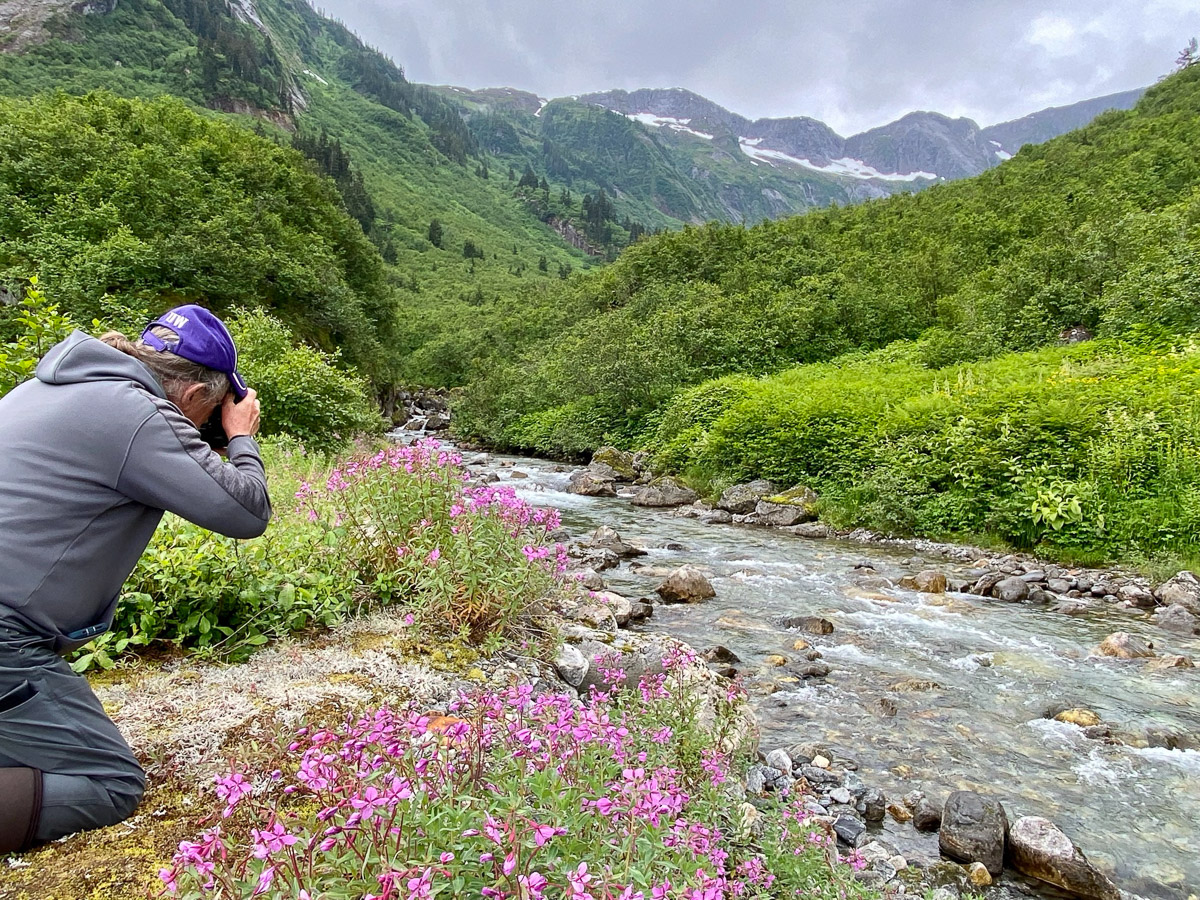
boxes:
[36,331,167,398]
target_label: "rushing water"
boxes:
[467,449,1200,898]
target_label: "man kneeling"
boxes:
[0,305,270,852]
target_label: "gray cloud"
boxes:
[311,0,1195,134]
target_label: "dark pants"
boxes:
[0,620,144,842]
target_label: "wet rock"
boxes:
[569,547,621,572]
[1145,725,1197,750]
[993,576,1030,602]
[860,789,887,822]
[939,791,1008,876]
[701,509,734,525]
[553,644,589,687]
[567,468,618,497]
[899,570,948,593]
[717,479,778,515]
[795,661,832,678]
[755,488,819,526]
[1053,708,1102,727]
[764,654,788,667]
[628,601,653,622]
[1046,577,1075,594]
[1020,570,1047,583]
[655,566,716,603]
[1155,571,1200,614]
[1095,632,1155,659]
[701,645,741,664]
[584,526,646,558]
[1028,588,1056,604]
[1155,603,1199,635]
[777,615,834,634]
[1119,583,1158,608]
[913,797,942,832]
[791,638,810,651]
[870,697,899,717]
[802,765,839,786]
[973,572,1004,596]
[1053,599,1092,616]
[890,678,941,692]
[834,815,867,848]
[589,446,638,482]
[1146,654,1194,670]
[631,477,699,508]
[887,801,913,823]
[1006,816,1120,900]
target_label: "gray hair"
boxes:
[99,327,230,406]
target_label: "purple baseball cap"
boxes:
[141,305,248,400]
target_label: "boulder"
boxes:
[566,600,618,631]
[1118,583,1158,608]
[993,576,1030,602]
[1006,816,1120,900]
[655,566,716,603]
[589,446,638,482]
[939,791,1008,876]
[1046,577,1075,594]
[568,548,620,573]
[764,748,793,774]
[1146,654,1194,670]
[573,568,606,591]
[701,645,741,664]
[701,509,734,525]
[1155,571,1200,614]
[913,797,942,832]
[631,477,699,508]
[899,570,948,593]
[777,615,834,634]
[755,485,819,526]
[717,479,778,515]
[1154,603,1199,635]
[567,470,617,497]
[584,525,646,558]
[781,522,832,539]
[1095,632,1155,659]
[859,789,887,823]
[594,591,634,627]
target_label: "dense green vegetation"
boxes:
[457,64,1200,562]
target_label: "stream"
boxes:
[466,448,1200,898]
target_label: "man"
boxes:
[0,304,271,853]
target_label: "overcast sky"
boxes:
[310,1,1196,135]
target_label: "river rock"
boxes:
[829,786,853,805]
[777,615,834,634]
[913,797,942,832]
[553,644,589,687]
[596,591,633,626]
[1118,583,1158,608]
[590,446,638,482]
[655,566,716,603]
[628,601,653,622]
[567,600,618,631]
[791,638,810,651]
[795,661,832,678]
[584,526,646,558]
[993,576,1030,602]
[1155,603,1199,635]
[632,477,699,508]
[834,815,867,848]
[717,479,777,515]
[755,486,819,526]
[966,862,992,887]
[1053,708,1102,727]
[701,645,741,664]
[567,470,617,497]
[765,748,793,774]
[1046,577,1075,594]
[1095,632,1155,659]
[701,509,734,525]
[888,801,913,823]
[764,654,788,667]
[569,547,620,572]
[890,678,941,692]
[1155,571,1200,614]
[860,788,887,822]
[1006,816,1120,900]
[573,568,606,591]
[939,791,1008,876]
[900,570,948,593]
[781,522,832,539]
[1146,654,1194,670]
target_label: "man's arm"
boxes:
[116,402,272,538]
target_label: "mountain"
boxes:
[979,87,1147,154]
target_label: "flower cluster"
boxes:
[159,662,875,900]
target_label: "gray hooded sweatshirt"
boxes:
[0,331,272,650]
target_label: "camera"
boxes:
[198,396,238,450]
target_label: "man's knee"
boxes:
[36,762,145,841]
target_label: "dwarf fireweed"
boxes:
[293,440,567,641]
[161,654,879,900]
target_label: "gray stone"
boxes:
[569,547,621,572]
[1047,577,1075,594]
[553,644,589,687]
[655,566,716,603]
[861,788,887,822]
[993,576,1030,602]
[701,645,741,664]
[584,525,646,558]
[1095,631,1155,659]
[631,477,699,508]
[745,766,768,795]
[802,765,840,785]
[781,522,832,539]
[717,479,777,515]
[1006,816,1120,900]
[1118,583,1158,608]
[1020,570,1047,582]
[701,509,734,525]
[589,446,638,481]
[829,787,853,804]
[834,815,867,848]
[913,797,942,832]
[1155,571,1200,614]
[939,790,1008,876]
[777,615,834,634]
[594,591,633,626]
[795,661,832,678]
[628,601,653,622]
[755,496,817,526]
[1155,603,1199,635]
[765,748,792,774]
[573,568,606,591]
[567,470,617,497]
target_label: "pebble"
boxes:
[812,754,831,768]
[829,787,852,804]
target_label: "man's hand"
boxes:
[222,388,261,440]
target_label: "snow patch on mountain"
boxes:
[534,99,548,117]
[738,138,937,181]
[302,69,328,85]
[621,112,714,140]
